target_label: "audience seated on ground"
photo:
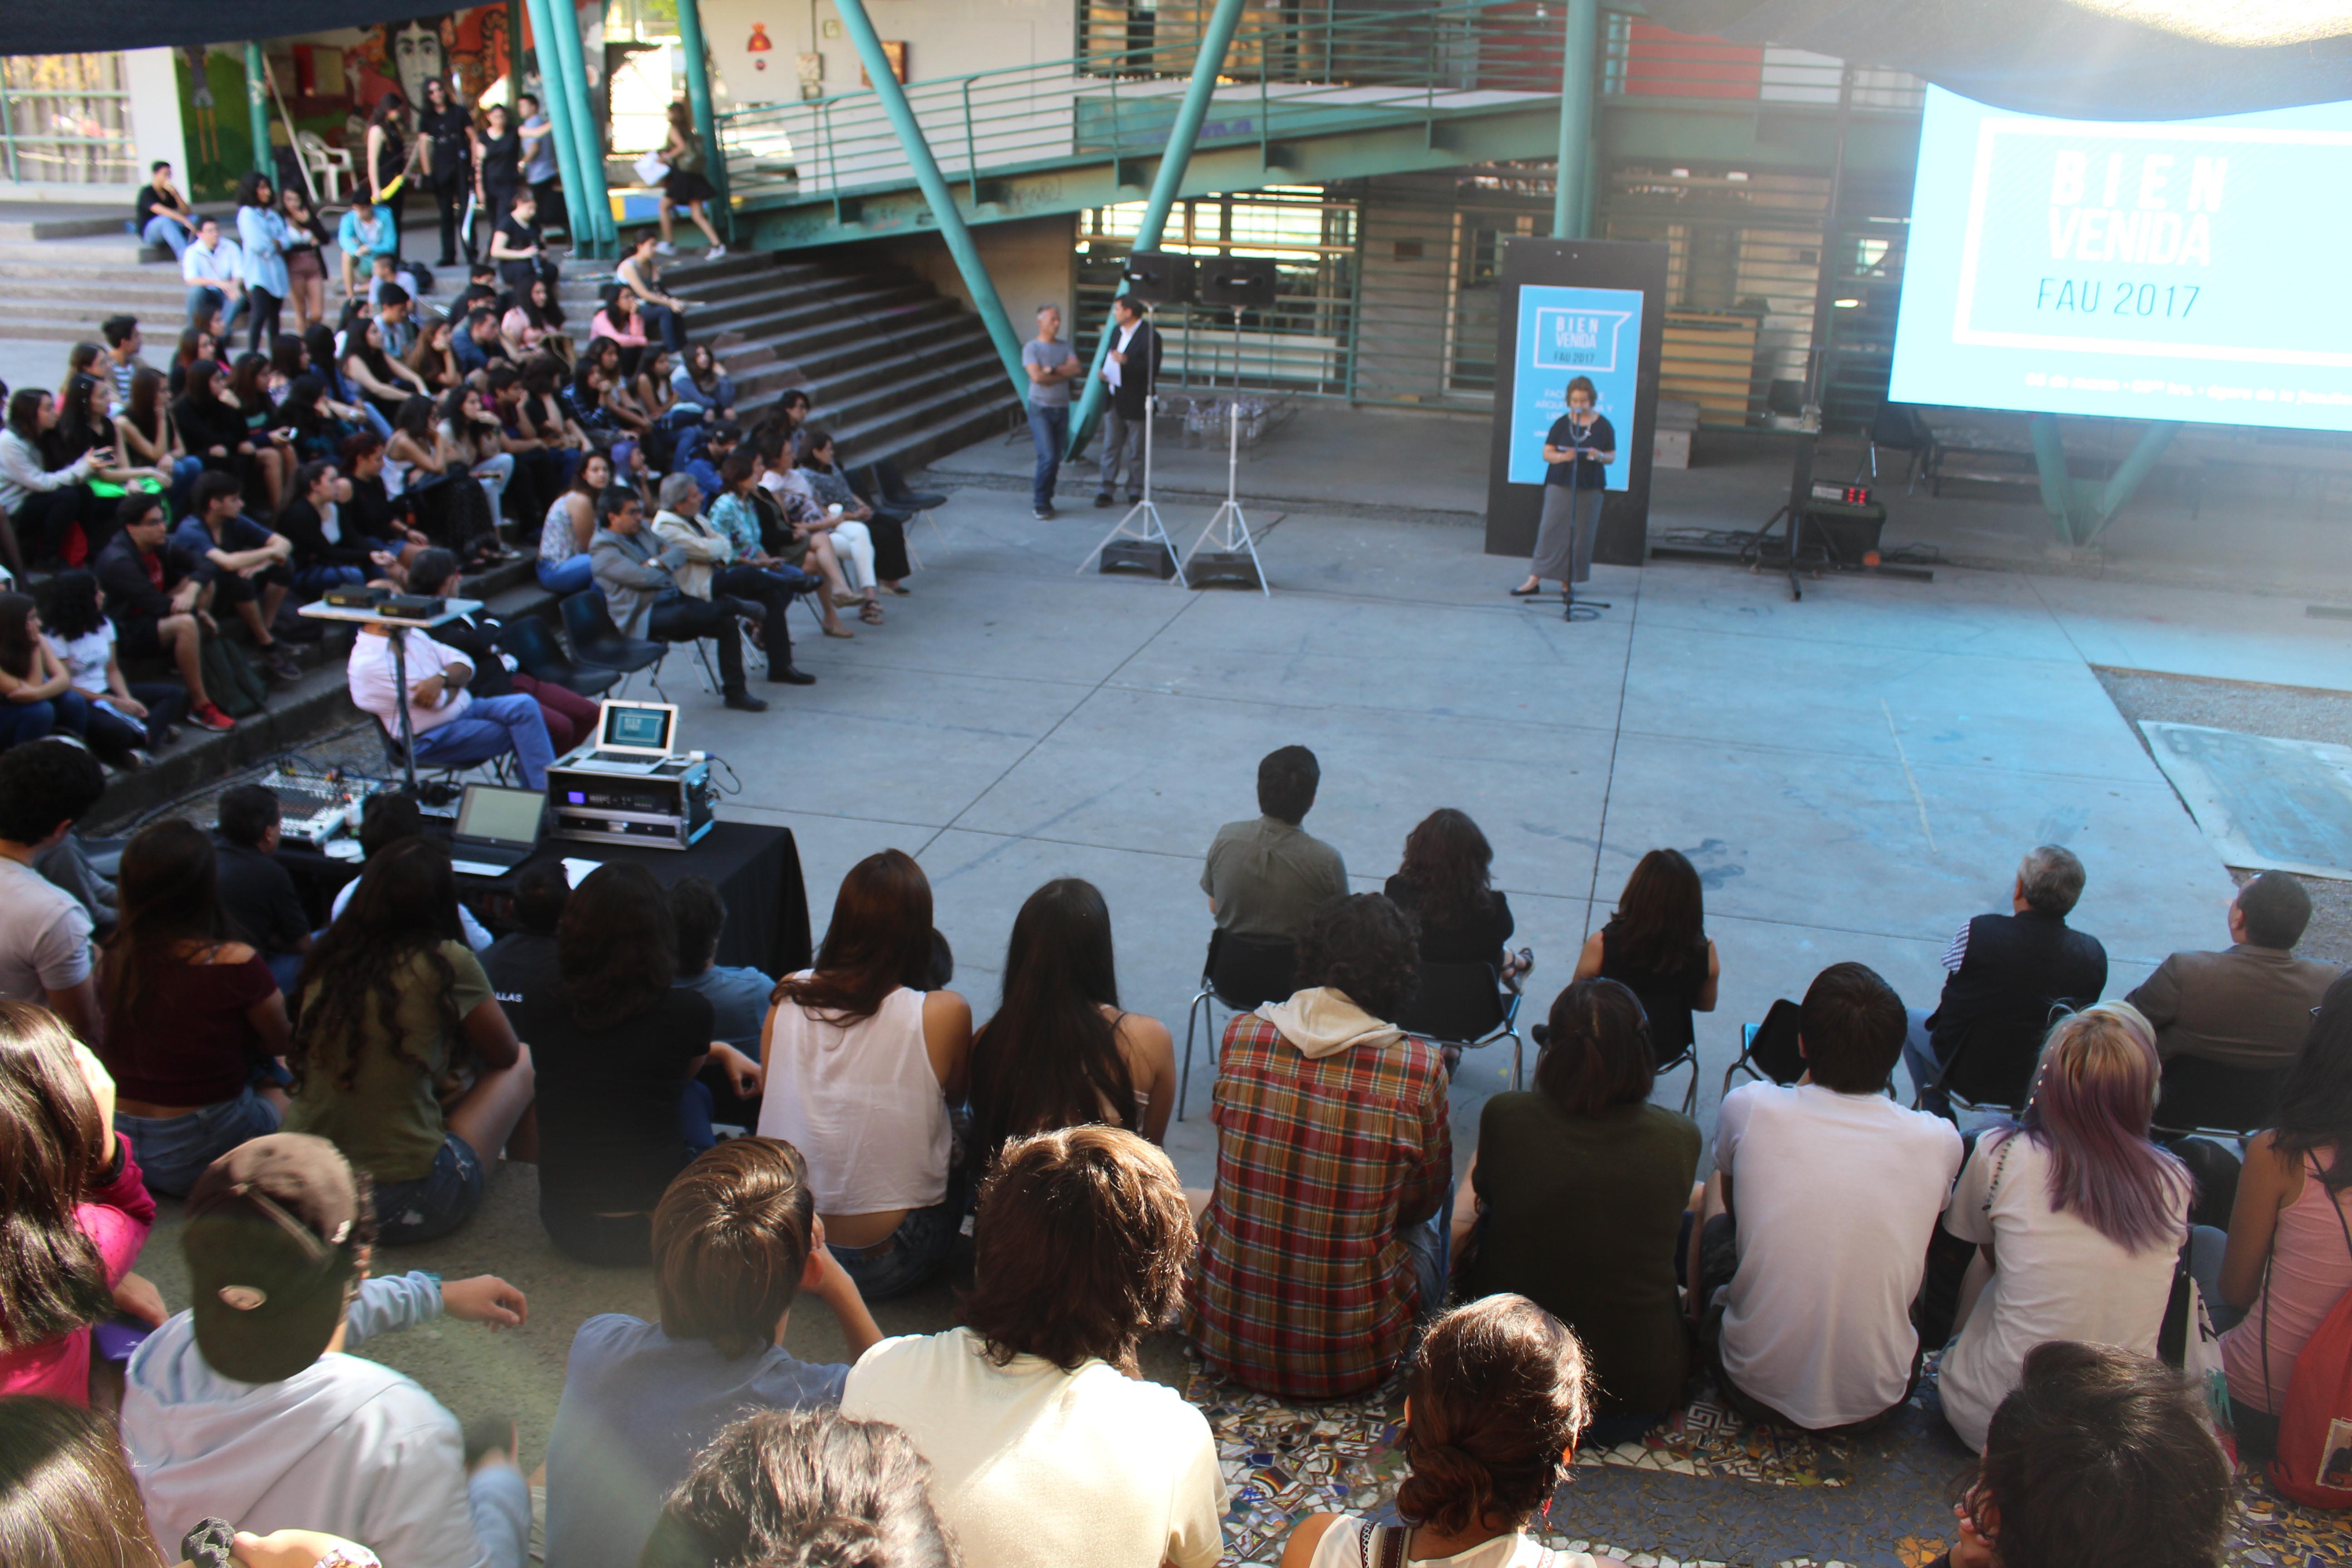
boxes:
[96,492,235,733]
[172,473,299,686]
[276,458,392,595]
[97,820,289,1198]
[508,863,759,1265]
[1574,848,1718,1066]
[327,792,495,950]
[1906,846,2107,1119]
[212,783,313,992]
[2193,968,2352,1459]
[844,1126,1224,1568]
[757,850,972,1300]
[969,877,1177,1161]
[0,740,108,1044]
[1693,961,1964,1433]
[1384,808,1526,976]
[1454,978,1700,1442]
[0,1003,157,1405]
[1282,1294,1626,1568]
[282,837,536,1245]
[1189,892,1450,1398]
[0,385,110,580]
[120,1134,531,1568]
[1931,1003,2192,1452]
[481,858,567,1004]
[38,568,188,763]
[1202,744,1348,943]
[402,549,600,752]
[1935,1341,2229,1568]
[0,591,98,754]
[669,873,775,1055]
[544,1137,881,1568]
[345,616,559,792]
[637,1408,952,1568]
[590,485,770,714]
[2127,869,2337,1081]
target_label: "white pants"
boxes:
[830,519,874,590]
[472,453,515,520]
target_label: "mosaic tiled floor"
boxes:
[1187,1357,2352,1568]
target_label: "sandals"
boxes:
[829,590,862,608]
[859,602,886,625]
[887,583,911,596]
[822,623,854,639]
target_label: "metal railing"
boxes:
[0,54,135,186]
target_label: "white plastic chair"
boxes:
[296,131,354,204]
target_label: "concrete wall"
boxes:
[704,0,1074,105]
[884,212,1078,334]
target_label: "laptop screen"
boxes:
[456,784,544,846]
[600,702,673,753]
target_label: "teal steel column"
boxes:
[522,0,593,250]
[834,0,1027,395]
[1068,0,1250,457]
[544,0,616,250]
[245,43,274,176]
[673,0,731,238]
[1552,0,1599,237]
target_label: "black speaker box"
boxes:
[1198,255,1279,309]
[1099,539,1177,579]
[1121,251,1195,307]
[1187,551,1262,590]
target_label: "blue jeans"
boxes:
[537,553,595,594]
[294,562,368,594]
[186,284,243,333]
[142,213,191,260]
[680,1078,716,1151]
[832,1193,961,1300]
[375,1132,487,1245]
[264,949,305,994]
[114,1088,283,1198]
[167,454,205,517]
[1901,1006,1951,1120]
[469,1462,531,1568]
[0,690,91,749]
[411,692,558,790]
[638,300,685,352]
[1027,402,1068,510]
[1399,1198,1452,1323]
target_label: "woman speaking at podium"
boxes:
[1513,374,1615,601]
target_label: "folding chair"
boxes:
[1178,929,1298,1120]
[376,720,516,792]
[1920,1008,2063,1117]
[2151,1055,2290,1142]
[559,590,669,700]
[497,614,620,699]
[1396,961,1525,1092]
[1723,998,1805,1100]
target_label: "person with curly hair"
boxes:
[843,1126,1222,1568]
[1187,892,1451,1399]
[639,1408,953,1568]
[1282,1295,1624,1568]
[280,836,535,1244]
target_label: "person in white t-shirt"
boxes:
[1691,961,1965,1432]
[841,1126,1225,1568]
[345,622,556,790]
[1934,1002,2192,1451]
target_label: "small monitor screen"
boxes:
[456,784,544,845]
[601,703,673,752]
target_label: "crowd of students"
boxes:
[0,722,2330,1566]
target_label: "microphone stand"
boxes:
[1563,416,1608,621]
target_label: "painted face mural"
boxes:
[391,20,446,115]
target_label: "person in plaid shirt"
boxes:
[1187,894,1452,1398]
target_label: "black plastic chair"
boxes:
[1396,961,1524,1092]
[497,612,619,699]
[559,589,667,696]
[2153,1055,2290,1140]
[1923,1007,2068,1117]
[1724,999,1806,1100]
[1867,400,1936,493]
[1178,930,1298,1121]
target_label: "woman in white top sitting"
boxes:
[841,1126,1224,1568]
[1933,1002,2192,1453]
[757,848,970,1298]
[538,449,608,596]
[1283,1295,1625,1568]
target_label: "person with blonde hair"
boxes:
[1933,1002,2192,1452]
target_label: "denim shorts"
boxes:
[116,1088,283,1198]
[374,1133,486,1245]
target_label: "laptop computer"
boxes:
[573,699,680,774]
[448,783,546,877]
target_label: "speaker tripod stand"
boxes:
[1181,389,1269,595]
[1077,306,1184,585]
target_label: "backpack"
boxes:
[2269,1173,2352,1508]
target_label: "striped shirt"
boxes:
[1186,1010,1451,1399]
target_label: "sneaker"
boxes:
[1033,506,1055,520]
[1093,493,1115,508]
[263,647,303,683]
[707,243,728,259]
[654,240,679,256]
[722,689,770,713]
[192,703,236,733]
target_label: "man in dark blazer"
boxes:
[2128,870,2337,1073]
[1093,294,1161,508]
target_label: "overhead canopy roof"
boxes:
[1,4,427,57]
[1639,0,2352,119]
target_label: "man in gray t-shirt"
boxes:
[1022,304,1081,518]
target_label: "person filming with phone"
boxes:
[1513,374,1615,601]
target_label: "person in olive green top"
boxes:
[1202,745,1348,942]
[282,835,537,1244]
[1451,977,1701,1441]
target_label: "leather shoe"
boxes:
[769,666,817,686]
[722,690,770,712]
[1093,492,1114,508]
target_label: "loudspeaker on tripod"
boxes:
[1121,251,1195,307]
[1197,255,1279,309]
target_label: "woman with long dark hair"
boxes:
[970,879,1175,1164]
[538,447,608,594]
[232,171,288,356]
[170,359,256,490]
[1574,847,1718,1066]
[672,340,735,422]
[366,91,417,230]
[500,274,570,368]
[0,593,93,751]
[112,366,200,515]
[406,315,463,394]
[1280,1295,1621,1568]
[1934,1003,2192,1452]
[341,318,430,424]
[167,323,215,398]
[222,351,292,510]
[655,100,727,257]
[36,569,184,757]
[282,834,536,1244]
[756,850,973,1298]
[474,100,523,235]
[96,820,289,1196]
[0,388,107,578]
[589,289,651,390]
[2203,966,2352,1457]
[416,76,475,267]
[54,374,158,504]
[517,862,756,1265]
[1385,807,1527,974]
[1453,977,1699,1444]
[278,184,331,335]
[798,427,909,598]
[0,1002,157,1404]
